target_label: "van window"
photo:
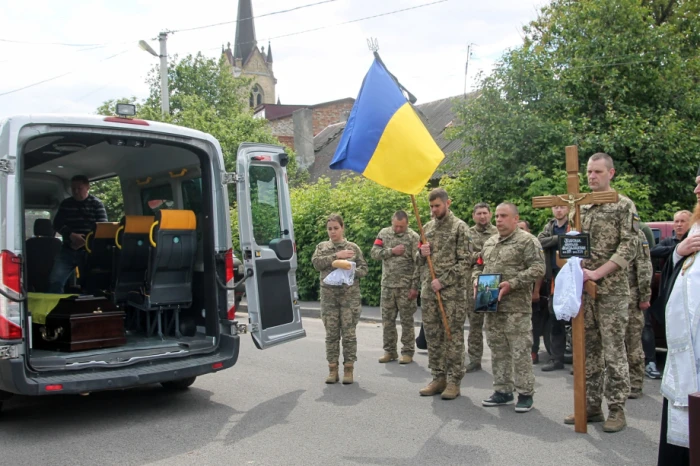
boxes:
[651,229,661,246]
[249,166,281,246]
[182,178,203,215]
[141,184,174,216]
[90,177,124,222]
[24,210,53,240]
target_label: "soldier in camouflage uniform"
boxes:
[312,214,369,385]
[417,188,473,400]
[465,202,498,373]
[625,229,652,399]
[370,210,421,364]
[474,203,545,413]
[564,153,639,433]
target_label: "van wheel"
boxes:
[161,376,197,390]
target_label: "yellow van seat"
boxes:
[159,210,196,231]
[124,215,155,234]
[94,222,120,239]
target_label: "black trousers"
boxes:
[531,300,547,353]
[658,397,690,466]
[548,314,567,362]
[643,308,657,365]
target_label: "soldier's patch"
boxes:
[374,238,383,246]
[476,255,484,266]
[642,240,650,255]
[632,213,640,232]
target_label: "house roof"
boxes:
[255,97,356,122]
[307,93,472,184]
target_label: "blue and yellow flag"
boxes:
[330,57,445,195]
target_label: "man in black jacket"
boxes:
[651,210,691,259]
[537,205,570,371]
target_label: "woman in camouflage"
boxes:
[312,214,368,384]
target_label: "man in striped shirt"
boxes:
[47,175,108,293]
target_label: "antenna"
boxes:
[367,37,379,52]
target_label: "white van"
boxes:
[0,106,305,411]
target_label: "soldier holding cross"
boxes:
[562,152,640,433]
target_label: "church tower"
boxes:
[223,0,277,107]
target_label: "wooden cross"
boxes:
[531,145,618,434]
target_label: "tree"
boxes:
[449,0,700,214]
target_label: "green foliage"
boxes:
[232,175,431,305]
[89,178,124,221]
[450,0,700,215]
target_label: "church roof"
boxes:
[266,41,273,63]
[233,0,256,64]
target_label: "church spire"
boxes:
[233,0,256,63]
[266,41,273,63]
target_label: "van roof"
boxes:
[1,113,219,145]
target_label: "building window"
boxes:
[250,84,264,108]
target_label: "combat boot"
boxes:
[603,405,627,433]
[378,353,398,363]
[399,355,412,364]
[564,407,605,425]
[419,377,447,396]
[441,382,461,400]
[342,362,354,384]
[465,361,482,373]
[325,363,339,384]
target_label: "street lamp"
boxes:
[139,32,170,116]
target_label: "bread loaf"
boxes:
[332,259,353,270]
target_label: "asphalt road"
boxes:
[0,319,662,466]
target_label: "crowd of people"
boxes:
[311,152,700,465]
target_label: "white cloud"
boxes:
[0,0,548,118]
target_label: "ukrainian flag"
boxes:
[330,57,445,195]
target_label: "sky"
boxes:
[0,0,549,119]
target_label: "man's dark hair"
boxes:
[393,210,408,222]
[429,188,449,203]
[71,175,90,185]
[473,202,491,213]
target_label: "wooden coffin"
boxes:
[32,297,126,352]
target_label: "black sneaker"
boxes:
[515,394,534,413]
[541,360,564,372]
[482,391,515,407]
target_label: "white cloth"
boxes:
[661,224,700,448]
[323,262,356,286]
[553,256,583,321]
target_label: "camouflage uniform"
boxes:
[417,211,473,385]
[625,230,652,394]
[473,228,545,396]
[580,193,639,409]
[370,227,421,357]
[312,240,369,364]
[466,223,498,365]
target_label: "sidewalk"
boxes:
[237,298,471,330]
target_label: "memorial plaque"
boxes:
[559,233,591,259]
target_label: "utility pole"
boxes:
[158,32,170,116]
[464,43,475,98]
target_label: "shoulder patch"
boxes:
[632,212,640,233]
[374,238,383,246]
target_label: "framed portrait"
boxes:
[475,274,501,313]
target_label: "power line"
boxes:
[0,37,102,47]
[233,0,450,48]
[172,0,342,34]
[0,49,131,97]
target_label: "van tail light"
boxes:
[45,384,63,392]
[225,249,236,321]
[0,251,22,340]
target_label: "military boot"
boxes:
[564,407,605,425]
[465,361,482,373]
[399,355,413,364]
[419,377,447,396]
[441,382,461,400]
[378,353,398,363]
[342,362,354,384]
[603,405,627,433]
[325,363,339,384]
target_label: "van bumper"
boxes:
[0,334,239,396]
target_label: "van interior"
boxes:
[21,129,224,371]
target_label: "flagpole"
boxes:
[411,195,452,341]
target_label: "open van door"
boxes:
[236,143,305,349]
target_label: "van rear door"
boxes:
[236,143,305,349]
